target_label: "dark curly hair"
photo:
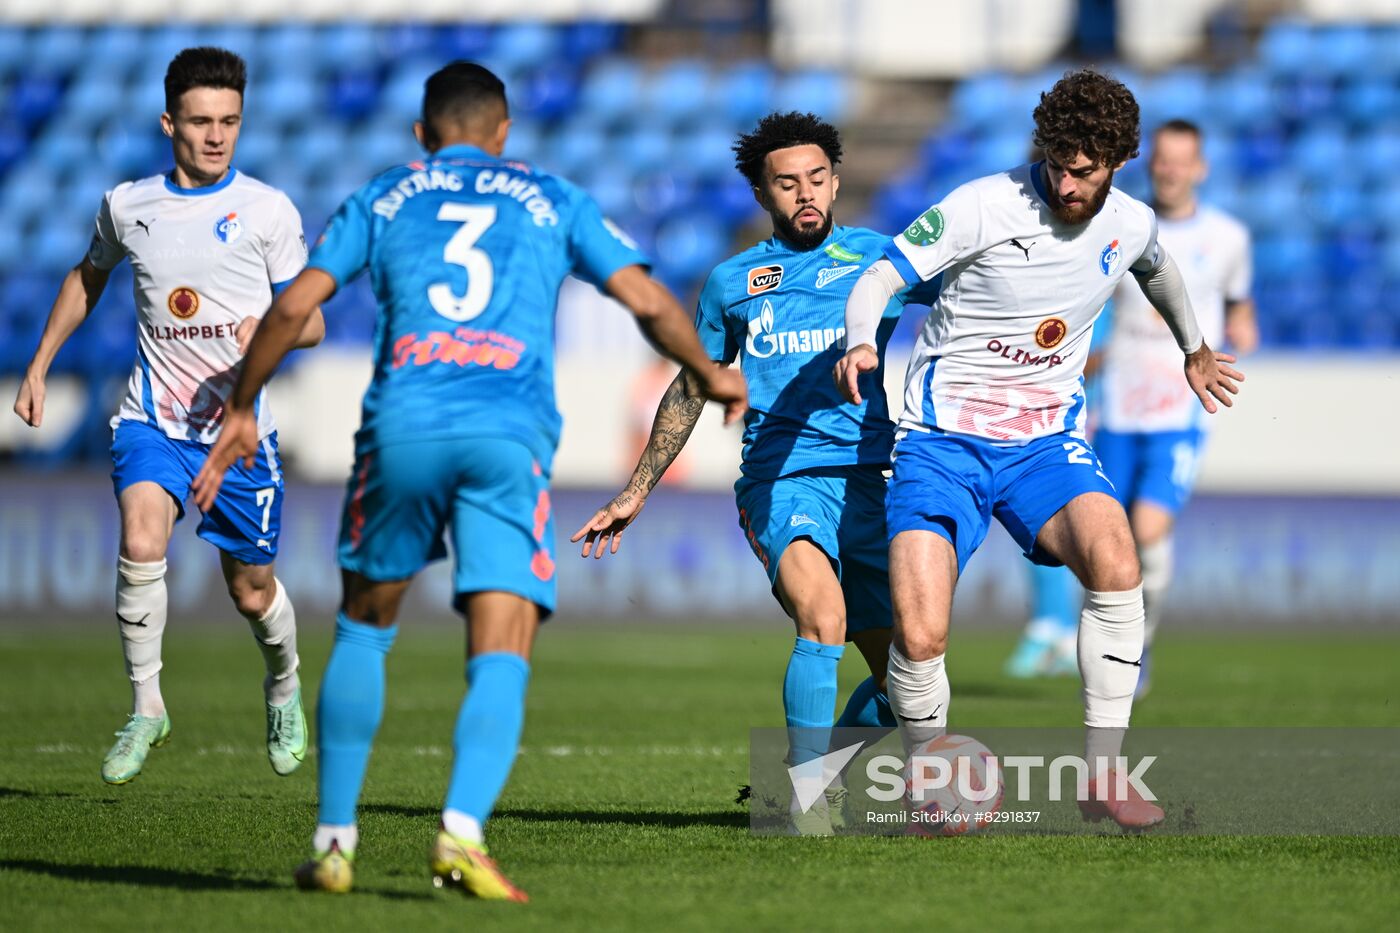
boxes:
[733,111,843,187]
[1032,69,1140,169]
[164,47,246,114]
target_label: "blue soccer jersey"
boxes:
[696,227,938,480]
[309,144,648,468]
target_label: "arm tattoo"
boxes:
[626,369,708,497]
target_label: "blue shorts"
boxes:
[337,436,556,616]
[886,429,1118,574]
[734,465,892,634]
[1093,427,1205,516]
[110,418,282,565]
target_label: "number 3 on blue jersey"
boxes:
[430,203,496,322]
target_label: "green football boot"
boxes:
[101,712,172,785]
[266,687,308,776]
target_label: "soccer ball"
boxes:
[903,733,1004,837]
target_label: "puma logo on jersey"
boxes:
[135,219,155,236]
[815,264,860,288]
[1009,237,1033,260]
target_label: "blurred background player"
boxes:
[1095,118,1256,697]
[194,61,746,900]
[574,111,939,835]
[835,69,1243,829]
[11,47,322,785]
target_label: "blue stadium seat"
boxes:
[561,22,623,61]
[198,24,257,66]
[323,23,381,67]
[1292,124,1349,179]
[139,25,202,74]
[774,71,848,122]
[580,163,634,219]
[544,121,608,180]
[645,60,711,127]
[652,214,727,282]
[1271,72,1334,122]
[713,172,760,225]
[64,74,125,124]
[1207,69,1274,129]
[513,67,580,123]
[1233,124,1288,176]
[1312,184,1366,231]
[1311,25,1372,80]
[673,120,736,179]
[0,119,27,178]
[378,23,438,62]
[1340,78,1398,130]
[379,57,444,122]
[950,73,1017,130]
[1144,69,1209,124]
[0,28,26,82]
[504,121,542,165]
[10,73,66,129]
[247,73,319,129]
[715,61,774,128]
[327,68,382,123]
[27,25,86,76]
[615,124,672,173]
[578,59,645,128]
[492,23,559,71]
[632,169,700,217]
[1258,19,1313,75]
[87,26,147,79]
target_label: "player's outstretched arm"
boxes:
[1131,247,1244,413]
[834,259,901,404]
[192,269,337,511]
[570,369,707,559]
[604,265,747,425]
[13,258,110,428]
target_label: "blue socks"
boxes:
[317,613,397,826]
[836,675,896,728]
[784,637,843,765]
[444,652,531,829]
[1031,563,1081,639]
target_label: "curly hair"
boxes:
[733,111,843,187]
[1032,69,1140,168]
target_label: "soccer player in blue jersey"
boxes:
[194,62,746,900]
[573,112,938,835]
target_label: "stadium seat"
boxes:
[327,68,382,123]
[578,59,645,128]
[561,21,623,61]
[323,23,381,67]
[10,73,65,129]
[492,23,559,71]
[715,60,775,128]
[513,67,580,123]
[27,25,86,77]
[87,26,147,79]
[1257,19,1313,76]
[774,71,848,122]
[644,60,711,128]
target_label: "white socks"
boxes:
[1138,536,1173,646]
[313,823,358,857]
[245,578,301,706]
[1078,585,1145,759]
[117,557,168,717]
[442,809,484,844]
[886,645,949,751]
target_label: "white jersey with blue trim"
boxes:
[86,169,308,443]
[885,162,1158,442]
[1100,204,1251,433]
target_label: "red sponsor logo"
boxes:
[168,287,199,320]
[391,328,525,371]
[746,264,784,295]
[1035,317,1067,349]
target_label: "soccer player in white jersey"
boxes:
[1095,119,1256,698]
[12,48,325,784]
[834,70,1244,829]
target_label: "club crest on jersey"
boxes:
[214,212,242,244]
[816,264,861,289]
[1035,317,1068,349]
[748,264,784,295]
[903,207,945,247]
[1099,239,1121,275]
[168,286,200,320]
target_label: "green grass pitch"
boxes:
[1,622,1397,931]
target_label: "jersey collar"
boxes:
[163,168,238,196]
[770,225,844,254]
